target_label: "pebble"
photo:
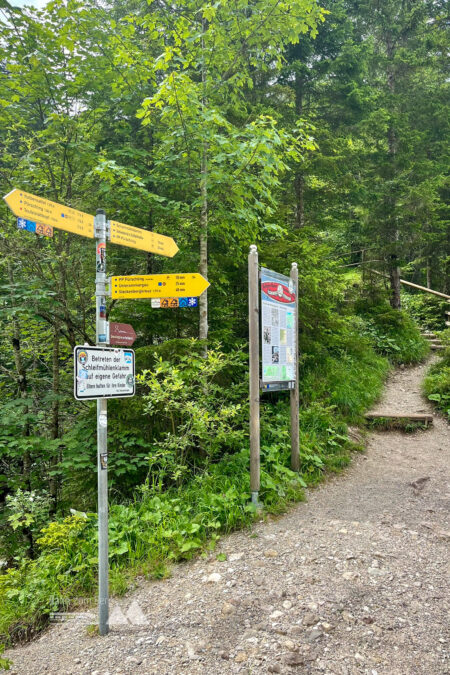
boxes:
[222,602,235,615]
[207,573,222,583]
[270,610,283,620]
[306,628,322,642]
[264,549,279,558]
[303,612,319,626]
[282,600,292,610]
[268,664,282,673]
[235,651,248,663]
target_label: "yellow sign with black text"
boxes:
[4,189,94,238]
[109,221,178,257]
[111,274,209,299]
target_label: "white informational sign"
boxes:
[260,268,297,390]
[74,346,135,400]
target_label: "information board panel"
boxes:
[260,267,296,389]
[74,346,135,400]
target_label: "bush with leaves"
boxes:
[355,303,429,364]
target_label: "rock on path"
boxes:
[7,359,450,674]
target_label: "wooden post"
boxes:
[290,262,300,472]
[248,245,260,504]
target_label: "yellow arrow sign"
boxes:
[4,189,94,238]
[109,220,178,257]
[111,274,209,299]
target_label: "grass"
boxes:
[423,336,450,419]
[365,417,431,432]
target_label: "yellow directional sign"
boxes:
[4,188,178,257]
[4,189,94,238]
[111,274,209,299]
[110,220,178,258]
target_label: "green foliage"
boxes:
[402,294,448,332]
[138,345,247,487]
[423,341,450,419]
[355,303,429,364]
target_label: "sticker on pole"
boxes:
[74,346,135,400]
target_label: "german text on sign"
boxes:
[74,346,135,400]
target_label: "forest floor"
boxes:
[7,358,449,675]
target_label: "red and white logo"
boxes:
[261,282,295,304]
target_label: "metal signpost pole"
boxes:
[248,245,260,505]
[290,263,300,472]
[95,209,109,636]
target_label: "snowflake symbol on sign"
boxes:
[188,297,197,307]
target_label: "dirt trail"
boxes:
[7,359,449,675]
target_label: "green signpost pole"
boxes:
[95,209,109,636]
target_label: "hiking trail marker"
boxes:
[3,188,202,638]
[4,188,178,256]
[108,322,137,346]
[110,273,209,300]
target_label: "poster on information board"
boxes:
[260,267,297,391]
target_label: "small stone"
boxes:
[303,612,318,626]
[306,628,322,642]
[219,651,229,660]
[368,567,385,577]
[283,639,295,650]
[290,626,303,636]
[230,552,244,562]
[264,549,278,558]
[270,610,283,620]
[222,602,235,616]
[355,653,364,662]
[282,600,292,610]
[321,622,334,632]
[268,664,282,673]
[284,652,305,666]
[342,611,355,623]
[156,635,166,645]
[362,616,374,625]
[207,572,222,583]
[235,652,248,663]
[339,528,348,534]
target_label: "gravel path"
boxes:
[7,359,449,675]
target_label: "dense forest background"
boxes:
[0,0,448,648]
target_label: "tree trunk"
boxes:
[7,261,31,490]
[389,255,401,309]
[49,319,60,513]
[199,17,208,350]
[293,71,305,229]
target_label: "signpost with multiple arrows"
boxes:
[3,187,209,638]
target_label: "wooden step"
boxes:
[365,413,433,423]
[430,343,444,350]
[421,333,436,338]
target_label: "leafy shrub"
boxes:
[423,340,450,419]
[402,293,448,332]
[2,490,52,562]
[355,303,429,364]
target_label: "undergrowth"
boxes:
[0,303,428,651]
[423,335,450,419]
